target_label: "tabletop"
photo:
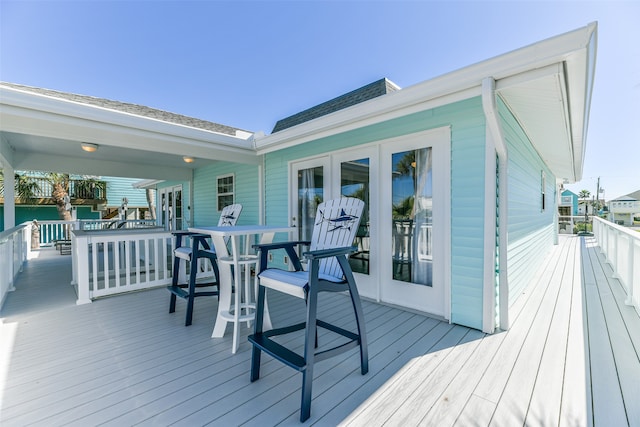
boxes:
[189,224,294,236]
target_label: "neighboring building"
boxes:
[0,174,150,231]
[558,189,579,234]
[559,189,579,216]
[102,176,151,220]
[607,190,640,226]
[1,23,597,336]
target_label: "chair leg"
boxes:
[185,258,198,326]
[169,254,181,314]
[169,293,177,314]
[300,278,319,422]
[349,282,368,375]
[250,285,267,382]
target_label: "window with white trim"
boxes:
[217,174,234,211]
[541,171,546,211]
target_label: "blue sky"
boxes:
[1,1,638,199]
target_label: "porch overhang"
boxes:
[254,23,597,183]
[0,85,260,180]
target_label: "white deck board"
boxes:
[2,235,639,426]
[583,238,640,426]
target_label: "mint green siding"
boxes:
[193,162,260,227]
[264,98,488,330]
[449,100,486,329]
[499,100,556,306]
[0,206,99,231]
[104,177,148,207]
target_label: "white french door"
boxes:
[379,129,450,317]
[331,146,378,299]
[290,157,331,240]
[288,127,450,318]
[160,185,183,231]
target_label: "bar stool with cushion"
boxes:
[248,197,368,422]
[168,203,242,326]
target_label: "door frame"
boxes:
[378,128,451,319]
[159,184,184,231]
[287,126,451,320]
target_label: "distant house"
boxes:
[607,190,640,226]
[0,174,150,230]
[558,189,579,234]
[1,23,597,335]
[559,189,579,216]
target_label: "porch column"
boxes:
[2,162,16,229]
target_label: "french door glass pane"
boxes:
[298,166,323,241]
[391,148,433,286]
[174,190,182,230]
[341,158,370,274]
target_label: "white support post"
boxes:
[74,232,92,305]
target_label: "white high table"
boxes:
[189,224,294,353]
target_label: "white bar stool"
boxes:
[216,235,260,353]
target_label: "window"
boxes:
[217,174,234,211]
[541,171,546,211]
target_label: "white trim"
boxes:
[482,77,510,332]
[132,179,164,189]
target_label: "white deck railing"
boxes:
[593,216,640,314]
[35,219,158,246]
[72,228,216,305]
[0,223,29,309]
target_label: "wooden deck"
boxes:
[1,235,638,426]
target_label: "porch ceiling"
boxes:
[0,84,260,180]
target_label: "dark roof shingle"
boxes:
[272,78,399,133]
[1,81,249,136]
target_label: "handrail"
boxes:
[33,219,159,246]
[71,228,215,304]
[0,222,29,309]
[593,217,640,314]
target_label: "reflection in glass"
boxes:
[298,166,323,241]
[341,159,370,275]
[391,148,433,286]
[175,190,182,230]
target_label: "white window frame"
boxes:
[216,173,235,212]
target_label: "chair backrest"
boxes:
[311,198,364,279]
[218,204,242,226]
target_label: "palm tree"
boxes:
[578,189,591,200]
[0,169,40,201]
[44,173,106,220]
[1,170,106,220]
[46,173,73,220]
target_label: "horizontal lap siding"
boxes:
[265,98,488,330]
[449,100,486,330]
[105,177,148,207]
[499,100,556,307]
[193,163,260,226]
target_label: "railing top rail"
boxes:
[594,216,640,239]
[0,222,28,242]
[71,227,167,238]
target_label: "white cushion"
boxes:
[174,247,192,260]
[258,269,344,299]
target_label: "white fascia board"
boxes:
[0,87,259,161]
[132,179,164,189]
[255,22,597,155]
